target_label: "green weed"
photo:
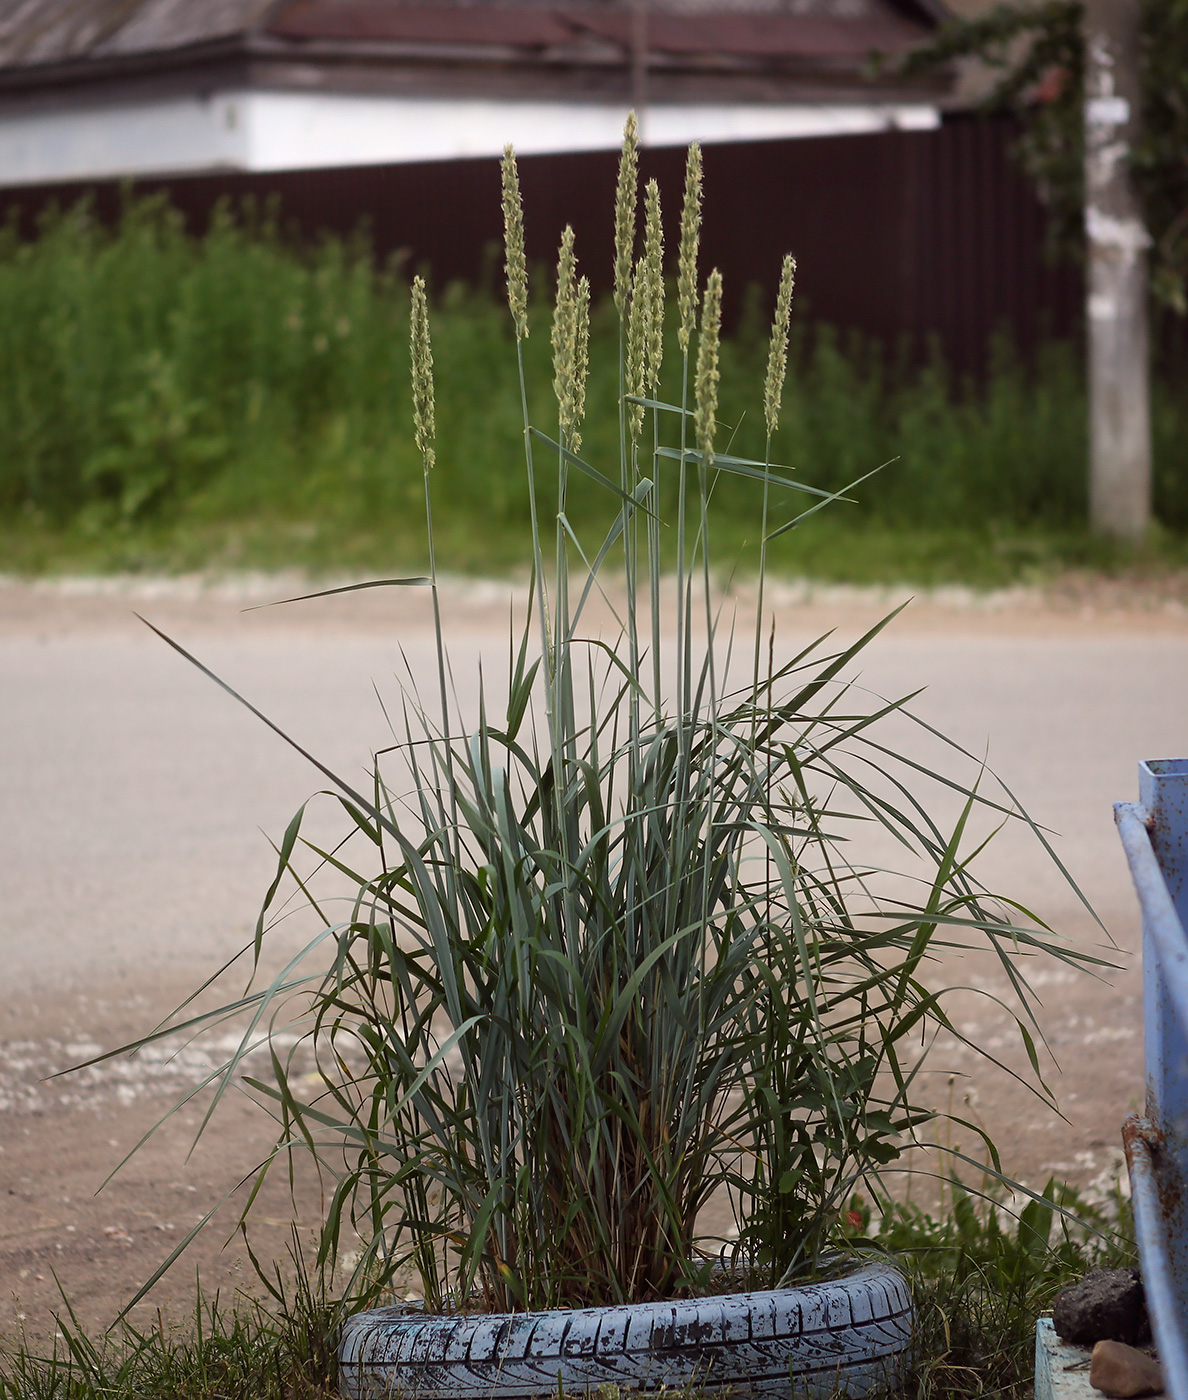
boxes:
[879,1177,1136,1400]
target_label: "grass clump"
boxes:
[883,1178,1137,1400]
[0,1269,337,1400]
[85,121,1112,1343]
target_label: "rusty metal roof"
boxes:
[0,0,949,107]
[0,0,275,67]
[0,0,941,68]
[269,1,928,58]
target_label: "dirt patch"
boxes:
[0,978,333,1346]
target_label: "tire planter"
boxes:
[338,1259,911,1399]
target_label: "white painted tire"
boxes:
[338,1259,912,1399]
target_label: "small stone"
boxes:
[1054,1269,1148,1346]
[1089,1339,1163,1397]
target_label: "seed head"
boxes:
[677,143,703,353]
[410,275,436,471]
[626,255,648,441]
[501,145,529,339]
[694,270,722,464]
[551,227,580,442]
[573,275,591,452]
[643,179,664,390]
[613,113,640,314]
[763,254,796,438]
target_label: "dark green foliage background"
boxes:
[2,196,1186,579]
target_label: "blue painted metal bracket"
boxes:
[1116,758,1188,1400]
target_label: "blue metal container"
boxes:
[1116,759,1188,1398]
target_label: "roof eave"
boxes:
[0,33,262,96]
[0,27,950,104]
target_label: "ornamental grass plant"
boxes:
[105,119,1103,1321]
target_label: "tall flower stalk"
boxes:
[675,142,703,724]
[755,252,796,694]
[641,178,665,706]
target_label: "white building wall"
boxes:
[0,89,939,185]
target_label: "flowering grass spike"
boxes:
[677,144,703,353]
[552,227,582,445]
[613,114,640,314]
[695,271,723,462]
[410,275,436,471]
[627,257,649,441]
[501,146,529,339]
[643,180,665,390]
[764,254,796,438]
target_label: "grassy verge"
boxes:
[1,195,1186,588]
[6,513,1188,592]
[0,1265,339,1400]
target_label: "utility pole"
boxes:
[1084,0,1151,543]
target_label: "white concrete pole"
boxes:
[1084,0,1152,543]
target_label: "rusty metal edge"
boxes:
[1124,1114,1188,1400]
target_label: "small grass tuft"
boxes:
[0,1273,338,1399]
